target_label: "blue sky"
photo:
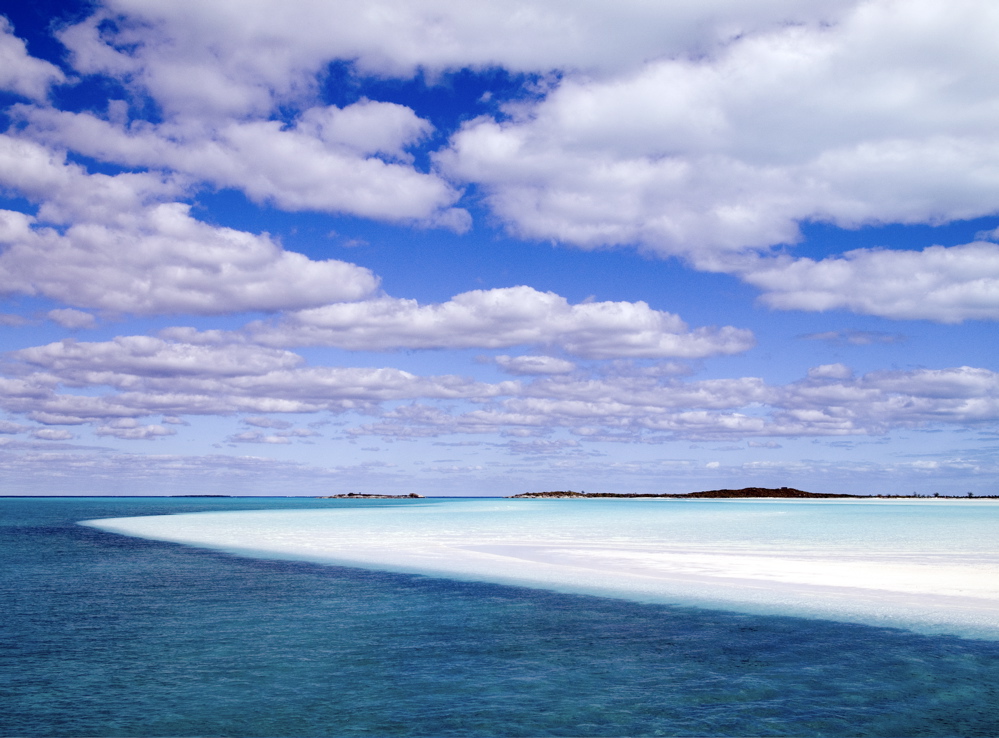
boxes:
[0,0,997,496]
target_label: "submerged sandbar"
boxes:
[83,498,999,640]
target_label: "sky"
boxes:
[0,0,997,497]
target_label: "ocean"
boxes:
[3,496,998,737]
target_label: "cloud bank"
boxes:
[4,335,997,443]
[243,286,755,359]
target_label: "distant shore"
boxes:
[508,487,998,499]
[318,493,426,499]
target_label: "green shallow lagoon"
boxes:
[3,496,999,737]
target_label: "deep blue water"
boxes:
[2,497,998,737]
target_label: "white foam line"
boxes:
[82,501,999,640]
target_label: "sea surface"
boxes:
[3,496,999,737]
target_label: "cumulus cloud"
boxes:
[2,329,998,443]
[21,104,469,228]
[350,365,999,441]
[437,0,999,269]
[0,136,378,314]
[9,1,999,324]
[47,309,97,330]
[15,336,305,379]
[16,0,857,244]
[807,363,853,380]
[246,286,755,359]
[743,242,999,322]
[56,0,852,116]
[0,19,65,100]
[3,336,510,425]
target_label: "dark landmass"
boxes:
[169,494,233,497]
[318,493,426,499]
[679,487,858,499]
[510,487,998,499]
[510,487,852,499]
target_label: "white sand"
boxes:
[83,500,999,639]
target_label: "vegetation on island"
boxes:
[318,493,425,499]
[509,487,997,499]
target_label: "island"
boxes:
[169,494,233,497]
[509,487,996,499]
[318,493,425,499]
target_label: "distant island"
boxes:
[169,494,233,497]
[318,493,426,499]
[509,487,996,499]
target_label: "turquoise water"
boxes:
[3,497,999,737]
[88,498,999,639]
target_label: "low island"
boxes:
[318,493,425,499]
[509,487,995,499]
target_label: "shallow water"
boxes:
[4,497,999,737]
[87,498,999,639]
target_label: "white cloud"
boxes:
[227,431,292,445]
[16,336,305,379]
[16,0,852,242]
[227,426,319,444]
[2,330,998,443]
[57,0,852,116]
[296,100,433,161]
[31,428,75,441]
[0,136,379,314]
[3,336,510,424]
[807,363,853,380]
[10,0,998,326]
[0,19,65,100]
[47,309,97,330]
[247,286,755,359]
[21,105,469,228]
[745,242,999,322]
[437,0,999,264]
[351,365,999,441]
[494,355,576,375]
[93,419,177,440]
